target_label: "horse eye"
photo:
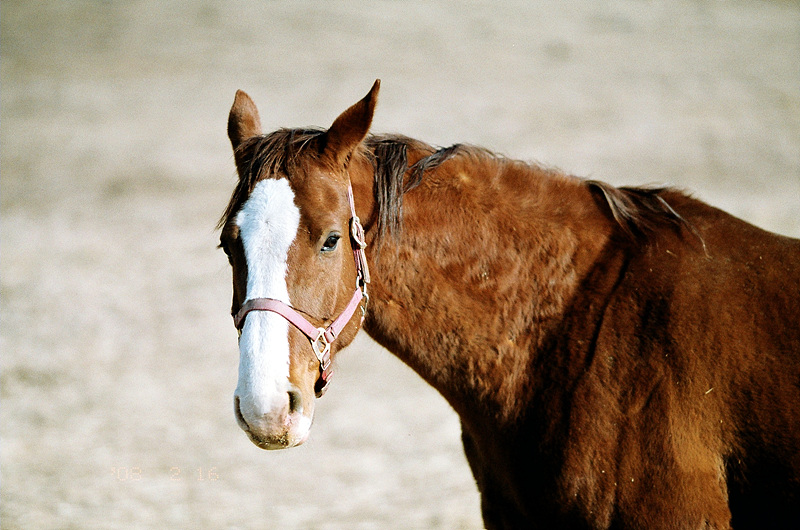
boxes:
[321,233,341,252]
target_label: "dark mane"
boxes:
[218,127,325,229]
[367,135,455,242]
[367,135,496,243]
[218,129,465,239]
[220,130,695,247]
[585,180,694,241]
[367,136,697,245]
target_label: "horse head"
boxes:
[219,81,379,449]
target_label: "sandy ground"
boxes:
[2,1,798,528]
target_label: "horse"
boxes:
[218,80,800,529]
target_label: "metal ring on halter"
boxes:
[311,328,332,368]
[360,290,369,320]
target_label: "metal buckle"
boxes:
[350,217,367,249]
[360,289,369,321]
[311,328,332,369]
[351,216,371,287]
[312,328,332,398]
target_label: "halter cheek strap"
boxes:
[232,182,370,398]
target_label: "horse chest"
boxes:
[461,418,623,529]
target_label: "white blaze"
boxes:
[234,179,300,421]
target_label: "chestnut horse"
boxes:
[218,80,800,529]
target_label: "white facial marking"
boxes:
[234,179,300,424]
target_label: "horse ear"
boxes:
[228,90,263,151]
[323,79,380,166]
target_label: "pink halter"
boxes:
[233,183,370,397]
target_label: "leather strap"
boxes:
[234,297,318,337]
[234,288,363,344]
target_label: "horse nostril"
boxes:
[287,387,303,415]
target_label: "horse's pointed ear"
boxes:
[323,79,380,166]
[228,90,262,151]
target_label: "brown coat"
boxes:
[222,82,800,529]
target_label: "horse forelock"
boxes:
[218,128,326,229]
[218,129,419,234]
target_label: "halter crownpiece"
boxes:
[233,181,370,397]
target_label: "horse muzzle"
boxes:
[234,387,313,450]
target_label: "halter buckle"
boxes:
[312,328,333,398]
[350,216,371,287]
[350,216,367,249]
[312,328,332,370]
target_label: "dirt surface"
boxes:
[2,1,798,528]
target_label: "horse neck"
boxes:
[353,148,613,424]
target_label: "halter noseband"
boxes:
[233,182,370,398]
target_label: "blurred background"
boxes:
[2,1,798,528]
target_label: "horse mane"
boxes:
[585,180,693,241]
[366,134,467,242]
[220,130,694,245]
[365,136,694,244]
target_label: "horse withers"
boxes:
[218,80,800,528]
